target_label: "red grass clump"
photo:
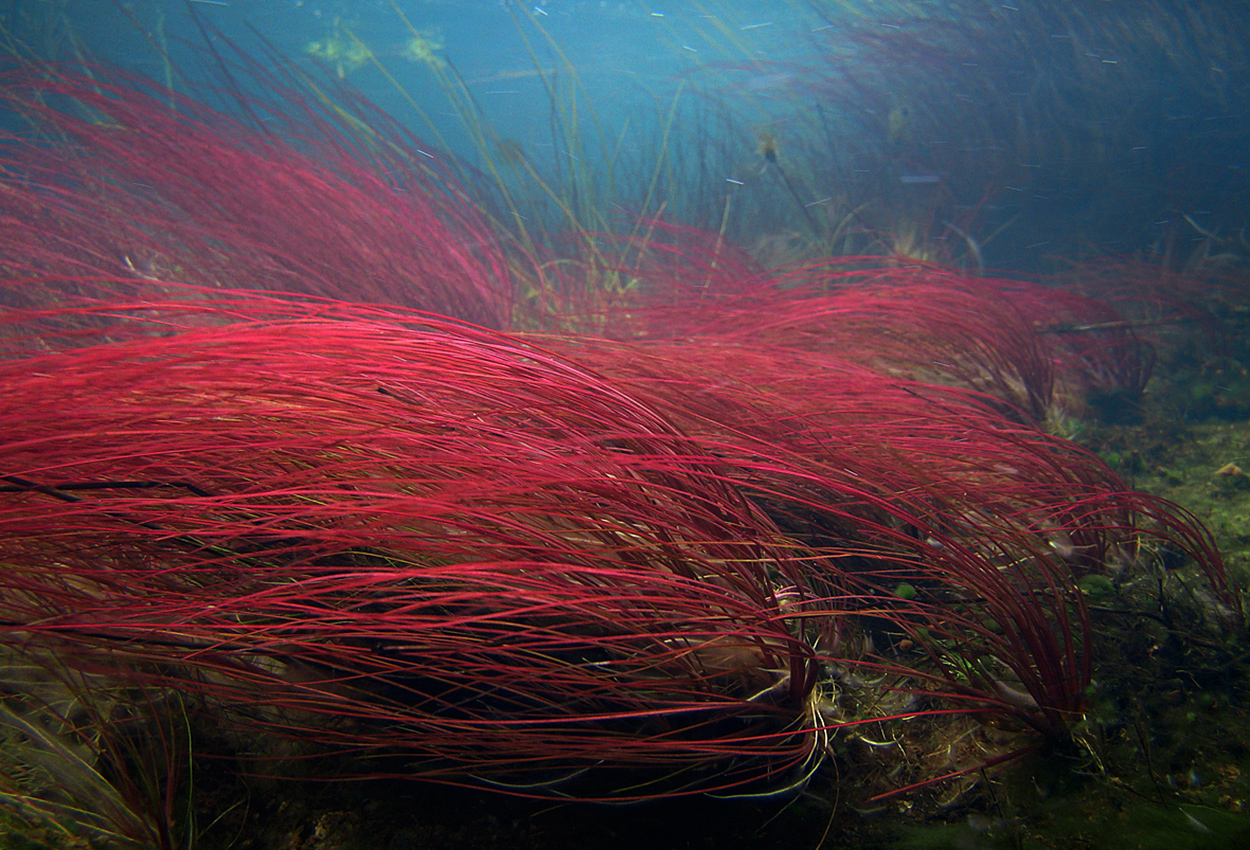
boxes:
[551,222,1158,425]
[1,283,1234,801]
[0,286,827,798]
[0,62,514,327]
[0,62,1237,805]
[535,332,1232,739]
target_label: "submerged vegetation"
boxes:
[0,2,1248,848]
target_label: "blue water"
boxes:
[52,1,815,150]
[10,0,1249,270]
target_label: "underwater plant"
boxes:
[1,279,1235,812]
[0,60,515,328]
[0,286,833,800]
[0,652,193,850]
[546,219,1162,429]
[679,0,1250,270]
[0,16,1244,846]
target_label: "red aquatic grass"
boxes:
[1051,255,1248,373]
[553,224,1162,424]
[0,279,1236,800]
[0,94,1231,790]
[611,266,1056,416]
[0,288,836,797]
[0,49,1234,799]
[0,63,514,326]
[533,331,1233,731]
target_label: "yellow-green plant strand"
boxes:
[633,82,686,241]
